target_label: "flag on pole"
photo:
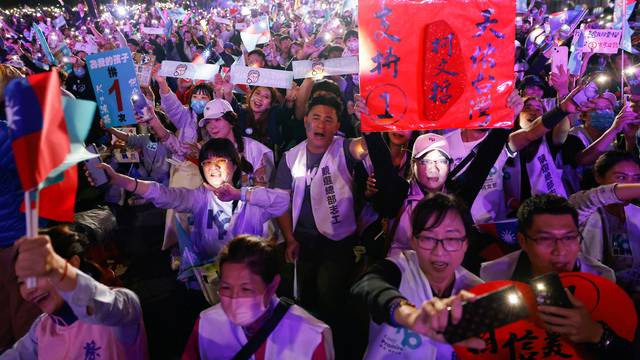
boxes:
[5,70,69,192]
[614,0,638,54]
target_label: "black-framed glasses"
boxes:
[523,232,582,248]
[415,235,466,252]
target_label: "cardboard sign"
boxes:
[133,53,156,87]
[582,29,622,54]
[87,48,142,128]
[158,60,220,81]
[141,26,166,35]
[359,1,515,131]
[74,42,99,54]
[230,65,293,89]
[292,56,359,79]
[455,273,637,359]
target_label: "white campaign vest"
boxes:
[581,204,640,269]
[285,137,356,240]
[479,250,616,282]
[197,298,334,360]
[525,137,567,198]
[365,251,483,360]
[162,160,202,250]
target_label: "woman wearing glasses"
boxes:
[351,193,485,359]
[88,138,289,279]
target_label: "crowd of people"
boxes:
[1,0,640,359]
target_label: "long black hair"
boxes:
[198,138,253,188]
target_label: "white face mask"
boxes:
[220,294,267,326]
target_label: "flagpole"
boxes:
[24,189,39,289]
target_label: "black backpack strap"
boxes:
[232,298,294,360]
[448,143,480,180]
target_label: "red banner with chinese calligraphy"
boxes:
[454,273,637,359]
[359,0,515,131]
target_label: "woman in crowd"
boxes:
[147,98,274,186]
[3,225,148,359]
[351,193,484,359]
[89,138,289,271]
[182,235,333,359]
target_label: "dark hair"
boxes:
[217,110,254,173]
[517,194,578,234]
[218,235,278,284]
[191,83,214,100]
[247,48,267,63]
[344,29,358,42]
[411,193,475,241]
[245,86,277,143]
[310,79,342,101]
[326,45,344,56]
[594,150,640,179]
[38,225,103,281]
[198,138,252,187]
[306,94,343,118]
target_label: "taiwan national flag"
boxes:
[476,219,520,261]
[5,70,69,192]
[6,70,97,222]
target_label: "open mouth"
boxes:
[431,261,448,271]
[31,292,50,305]
[313,132,326,138]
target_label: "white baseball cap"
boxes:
[412,133,451,160]
[198,99,234,127]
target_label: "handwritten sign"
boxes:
[87,48,142,128]
[455,273,637,359]
[230,65,293,89]
[359,1,515,131]
[582,29,622,54]
[292,56,359,79]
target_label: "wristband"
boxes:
[388,298,415,327]
[541,105,570,130]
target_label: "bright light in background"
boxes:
[324,33,332,41]
[625,67,637,75]
[116,6,127,17]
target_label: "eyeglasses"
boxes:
[201,158,230,168]
[523,233,582,248]
[417,158,449,167]
[415,235,466,252]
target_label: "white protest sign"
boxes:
[240,32,260,52]
[230,65,293,89]
[235,23,247,30]
[159,61,220,80]
[583,29,622,54]
[53,16,66,29]
[74,42,98,54]
[213,17,232,25]
[141,26,166,35]
[292,56,359,79]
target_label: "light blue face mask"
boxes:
[590,109,615,132]
[191,99,207,115]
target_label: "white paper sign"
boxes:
[230,65,293,89]
[74,42,98,54]
[213,17,232,25]
[141,26,166,35]
[292,56,359,79]
[235,23,247,30]
[53,16,66,29]
[159,61,220,80]
[583,29,622,54]
[240,32,260,52]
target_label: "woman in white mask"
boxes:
[351,193,484,360]
[181,235,334,359]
